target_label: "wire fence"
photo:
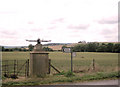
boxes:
[1,59,29,78]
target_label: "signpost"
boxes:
[70,51,73,72]
[63,48,71,53]
[72,52,76,57]
[63,48,76,72]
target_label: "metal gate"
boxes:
[2,59,29,78]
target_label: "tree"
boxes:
[4,49,10,51]
[13,48,19,51]
[86,42,98,52]
[106,43,114,52]
[43,47,53,51]
[73,44,81,52]
[113,43,120,53]
[28,44,34,51]
[72,42,120,53]
[9,49,13,51]
[97,45,107,52]
[61,45,67,52]
[2,46,4,51]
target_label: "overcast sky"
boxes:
[0,0,119,46]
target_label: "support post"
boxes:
[4,61,7,76]
[25,60,27,77]
[93,59,95,70]
[14,60,16,76]
[27,59,29,77]
[16,60,18,74]
[48,59,51,74]
[71,52,73,72]
[6,60,9,76]
[50,64,60,73]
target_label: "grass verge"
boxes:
[2,71,120,86]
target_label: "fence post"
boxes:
[25,60,27,77]
[71,51,73,72]
[4,60,7,76]
[27,59,29,77]
[48,59,51,74]
[6,60,9,76]
[93,59,95,70]
[14,60,16,76]
[16,60,18,74]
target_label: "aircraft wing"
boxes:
[41,40,51,42]
[26,40,37,42]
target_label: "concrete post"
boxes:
[29,44,49,77]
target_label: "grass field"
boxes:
[50,52,118,72]
[2,52,119,85]
[2,52,118,73]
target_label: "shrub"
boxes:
[64,71,75,77]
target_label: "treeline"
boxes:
[72,42,120,53]
[1,42,120,53]
[1,44,53,52]
[1,47,29,52]
[1,44,33,52]
[28,44,53,51]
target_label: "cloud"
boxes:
[100,29,113,35]
[28,21,34,24]
[100,28,118,42]
[68,24,89,29]
[48,26,57,30]
[98,16,118,24]
[31,28,43,32]
[51,18,64,24]
[0,11,17,14]
[100,28,117,35]
[104,35,118,42]
[0,30,18,38]
[1,30,17,35]
[69,34,81,37]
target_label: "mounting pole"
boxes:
[71,48,73,72]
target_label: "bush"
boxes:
[55,71,75,77]
[55,71,65,75]
[64,71,75,77]
[43,47,53,51]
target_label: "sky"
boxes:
[0,0,119,46]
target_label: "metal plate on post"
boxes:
[63,48,71,53]
[72,52,76,57]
